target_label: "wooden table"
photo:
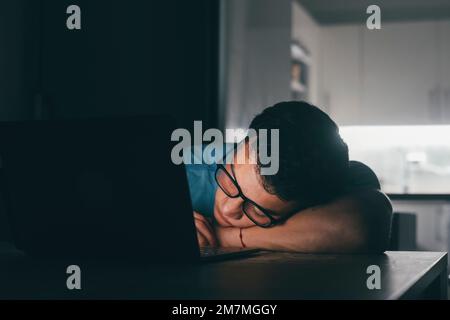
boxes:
[0,245,447,299]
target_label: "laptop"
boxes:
[0,116,259,262]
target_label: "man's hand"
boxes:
[193,212,218,247]
[214,225,241,248]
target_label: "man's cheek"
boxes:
[213,201,231,227]
[213,189,255,227]
[214,187,225,203]
[240,218,257,228]
[227,214,256,228]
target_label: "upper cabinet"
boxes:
[319,25,362,125]
[440,20,450,122]
[361,21,439,125]
[319,20,450,126]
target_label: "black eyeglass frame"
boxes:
[214,162,281,228]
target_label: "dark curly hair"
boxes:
[249,101,349,207]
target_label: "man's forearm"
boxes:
[216,190,392,253]
[228,210,362,252]
[215,209,355,252]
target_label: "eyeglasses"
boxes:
[214,163,279,228]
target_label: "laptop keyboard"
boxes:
[200,247,244,257]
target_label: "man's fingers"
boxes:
[195,219,217,247]
[193,212,217,247]
[195,220,217,246]
[194,212,210,224]
[193,212,215,236]
[197,231,208,247]
[194,217,214,237]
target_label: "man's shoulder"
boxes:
[345,160,381,191]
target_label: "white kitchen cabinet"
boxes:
[319,20,450,125]
[440,20,450,123]
[361,21,440,125]
[319,25,362,125]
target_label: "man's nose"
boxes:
[222,197,245,219]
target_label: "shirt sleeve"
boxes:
[184,145,218,218]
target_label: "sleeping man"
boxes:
[185,101,392,253]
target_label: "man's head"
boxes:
[214,101,349,228]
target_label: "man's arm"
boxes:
[216,189,393,254]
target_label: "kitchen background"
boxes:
[219,0,450,269]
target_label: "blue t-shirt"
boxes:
[185,162,217,218]
[184,145,222,217]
